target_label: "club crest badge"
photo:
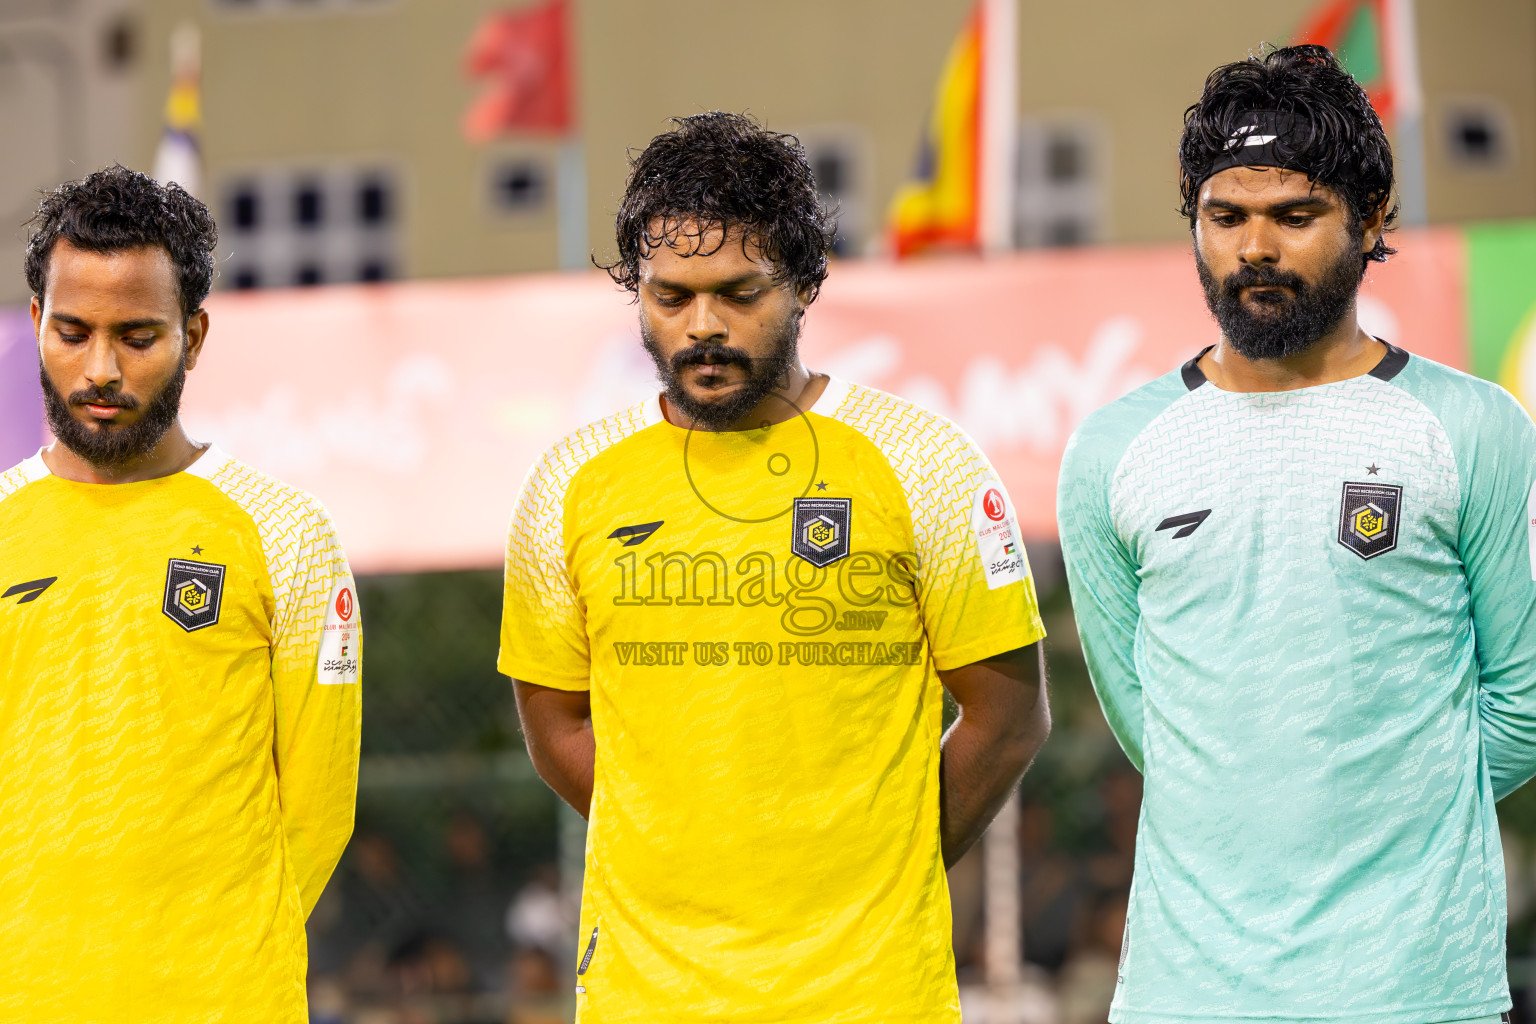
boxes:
[162,558,226,631]
[791,497,851,568]
[1337,481,1403,560]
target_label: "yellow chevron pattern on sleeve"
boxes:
[500,400,655,689]
[0,457,39,503]
[825,383,1045,668]
[205,456,350,658]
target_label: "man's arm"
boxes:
[1058,433,1146,770]
[937,643,1049,868]
[271,513,362,916]
[1457,386,1536,800]
[514,679,595,818]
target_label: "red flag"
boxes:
[462,0,573,140]
[1294,0,1393,120]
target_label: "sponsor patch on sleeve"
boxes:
[971,483,1029,590]
[318,579,361,684]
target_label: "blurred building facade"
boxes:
[1,0,1533,300]
[0,0,142,276]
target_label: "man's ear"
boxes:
[182,309,210,372]
[1360,201,1388,254]
[29,294,42,345]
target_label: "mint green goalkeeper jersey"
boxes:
[1058,344,1536,1024]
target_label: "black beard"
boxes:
[641,312,801,430]
[41,358,186,469]
[1197,242,1363,361]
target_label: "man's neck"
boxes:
[661,363,830,431]
[1199,309,1386,393]
[40,421,207,484]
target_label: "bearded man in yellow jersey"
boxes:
[500,112,1051,1022]
[0,166,361,1021]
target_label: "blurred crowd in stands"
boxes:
[307,813,573,1024]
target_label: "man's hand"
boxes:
[513,680,595,818]
[937,643,1049,868]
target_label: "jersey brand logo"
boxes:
[162,559,226,632]
[608,521,664,547]
[791,497,852,567]
[1338,481,1402,559]
[1155,509,1212,539]
[3,577,57,604]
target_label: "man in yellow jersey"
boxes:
[500,112,1050,1023]
[0,166,361,1021]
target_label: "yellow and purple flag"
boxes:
[152,23,202,199]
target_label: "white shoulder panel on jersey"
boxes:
[816,377,1028,589]
[0,452,50,506]
[507,398,663,623]
[189,445,358,684]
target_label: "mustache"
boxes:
[1221,264,1309,299]
[669,343,759,374]
[68,385,138,410]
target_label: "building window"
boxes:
[1444,100,1512,170]
[101,15,138,73]
[799,130,865,256]
[491,160,549,212]
[217,165,400,291]
[358,178,391,226]
[229,186,260,232]
[294,183,324,229]
[1046,136,1084,184]
[1014,118,1103,249]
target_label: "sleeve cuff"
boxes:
[497,654,591,691]
[931,621,1047,673]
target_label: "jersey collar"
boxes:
[648,375,854,424]
[24,442,232,482]
[1181,340,1409,391]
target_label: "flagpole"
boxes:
[978,0,1018,253]
[1386,0,1428,225]
[558,138,588,270]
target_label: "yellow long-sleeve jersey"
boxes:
[0,446,361,1023]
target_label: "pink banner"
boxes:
[176,230,1466,573]
[0,310,44,471]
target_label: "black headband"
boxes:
[1203,110,1303,181]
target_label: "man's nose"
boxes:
[1236,219,1281,266]
[686,295,727,344]
[81,338,123,390]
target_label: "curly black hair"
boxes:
[603,112,836,301]
[25,164,218,320]
[1179,45,1397,264]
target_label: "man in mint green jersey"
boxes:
[1059,45,1536,1024]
